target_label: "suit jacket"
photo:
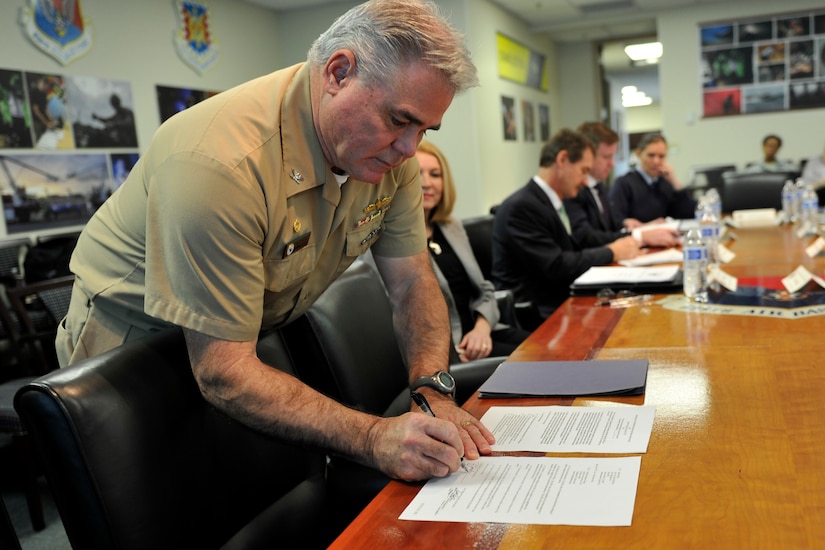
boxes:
[564,184,624,248]
[609,170,696,223]
[431,217,499,345]
[492,180,613,319]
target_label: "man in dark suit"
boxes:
[491,129,640,327]
[565,122,680,249]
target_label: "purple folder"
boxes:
[477,360,649,398]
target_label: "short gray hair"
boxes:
[307,0,478,93]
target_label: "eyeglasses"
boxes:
[595,288,654,308]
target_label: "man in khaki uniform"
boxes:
[58,0,495,483]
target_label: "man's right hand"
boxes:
[368,412,466,481]
[640,227,682,248]
[607,235,641,262]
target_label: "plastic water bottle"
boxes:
[705,188,722,220]
[800,182,820,235]
[694,194,707,222]
[699,204,720,267]
[782,179,796,222]
[682,228,708,302]
[793,179,805,222]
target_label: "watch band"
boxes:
[410,370,456,397]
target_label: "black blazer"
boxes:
[564,183,624,248]
[492,180,614,319]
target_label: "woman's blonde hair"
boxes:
[417,140,456,225]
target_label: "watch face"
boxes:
[436,371,455,390]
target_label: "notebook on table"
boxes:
[569,265,683,295]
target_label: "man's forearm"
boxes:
[392,271,451,381]
[185,330,381,466]
[375,253,452,382]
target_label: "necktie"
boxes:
[595,182,612,228]
[558,204,572,235]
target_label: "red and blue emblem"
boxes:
[20,0,94,65]
[174,0,220,75]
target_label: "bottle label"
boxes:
[684,247,707,261]
[701,226,719,239]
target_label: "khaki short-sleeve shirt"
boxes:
[70,63,425,342]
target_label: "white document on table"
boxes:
[619,248,683,267]
[572,265,680,286]
[398,455,641,526]
[481,405,655,454]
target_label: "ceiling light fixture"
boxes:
[621,85,653,108]
[624,41,663,63]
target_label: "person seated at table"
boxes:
[743,134,798,173]
[417,140,529,360]
[801,142,825,189]
[492,129,640,327]
[564,122,681,249]
[609,132,696,224]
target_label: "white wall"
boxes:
[0,0,282,151]
[465,0,557,215]
[658,0,824,183]
[557,41,601,129]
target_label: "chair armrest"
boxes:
[514,301,542,332]
[494,289,520,329]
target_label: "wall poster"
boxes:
[0,67,139,239]
[700,11,825,118]
[496,33,549,92]
[500,95,517,141]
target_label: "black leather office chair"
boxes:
[282,261,504,417]
[14,327,341,550]
[721,171,798,212]
[462,213,495,282]
[281,261,505,518]
[690,164,736,202]
[461,214,529,330]
[7,275,74,374]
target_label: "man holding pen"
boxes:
[57,0,494,484]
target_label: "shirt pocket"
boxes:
[263,242,316,293]
[346,220,384,257]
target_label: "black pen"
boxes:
[411,390,468,472]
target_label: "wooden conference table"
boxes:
[330,223,825,549]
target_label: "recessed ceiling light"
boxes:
[624,41,663,62]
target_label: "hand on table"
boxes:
[640,227,682,248]
[370,401,494,481]
[456,319,493,361]
[608,235,641,261]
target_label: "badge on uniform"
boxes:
[356,196,392,228]
[362,196,392,214]
[283,232,311,258]
[360,226,382,246]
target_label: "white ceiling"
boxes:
[242,0,751,43]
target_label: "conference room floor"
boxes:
[330,222,825,549]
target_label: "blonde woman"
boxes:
[417,140,527,362]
